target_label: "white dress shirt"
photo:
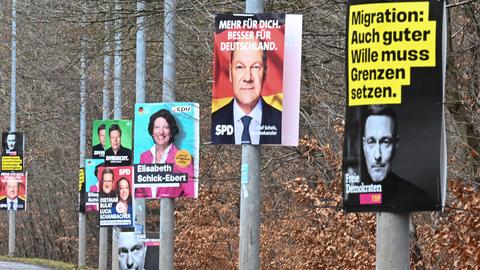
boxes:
[233,99,263,144]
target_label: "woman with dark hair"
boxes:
[139,109,194,198]
[115,178,132,215]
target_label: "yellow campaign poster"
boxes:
[343,0,447,213]
[348,2,436,106]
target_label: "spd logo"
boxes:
[215,125,233,136]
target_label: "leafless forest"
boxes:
[0,0,478,269]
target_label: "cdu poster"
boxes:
[133,103,199,199]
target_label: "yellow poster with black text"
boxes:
[342,0,446,212]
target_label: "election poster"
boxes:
[1,132,25,172]
[143,235,160,270]
[117,232,159,270]
[92,120,107,159]
[211,13,302,146]
[134,102,199,199]
[102,120,133,167]
[79,168,86,213]
[85,159,104,212]
[0,172,27,211]
[342,0,447,212]
[98,166,134,227]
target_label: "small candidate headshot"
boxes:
[212,36,282,145]
[118,232,146,270]
[92,124,106,158]
[362,105,398,183]
[6,133,16,151]
[94,124,106,149]
[100,168,115,197]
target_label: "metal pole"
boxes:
[78,25,87,267]
[104,18,118,270]
[239,146,261,269]
[113,0,123,120]
[8,0,17,257]
[99,227,108,270]
[103,21,111,121]
[105,1,123,269]
[376,213,410,270]
[135,0,147,242]
[112,227,118,270]
[159,0,176,268]
[239,1,263,269]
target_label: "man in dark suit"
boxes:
[92,124,106,159]
[361,105,433,211]
[105,124,132,166]
[212,36,282,144]
[2,133,23,157]
[0,177,25,211]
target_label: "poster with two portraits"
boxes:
[211,13,302,146]
[1,132,27,212]
[342,0,447,212]
[84,120,134,227]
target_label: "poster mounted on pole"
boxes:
[98,166,134,227]
[342,0,447,212]
[133,102,199,199]
[85,159,104,212]
[211,13,302,146]
[101,120,133,167]
[92,120,107,159]
[1,132,25,172]
[79,168,86,213]
[0,172,27,211]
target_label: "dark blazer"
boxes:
[2,147,23,157]
[105,145,132,166]
[211,98,282,144]
[92,144,105,159]
[0,197,25,211]
[345,172,435,212]
[379,172,434,212]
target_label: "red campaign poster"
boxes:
[0,172,27,211]
[98,166,134,227]
[211,13,302,146]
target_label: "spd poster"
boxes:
[134,103,199,199]
[342,0,447,212]
[211,13,302,146]
[1,132,25,172]
[0,172,27,211]
[98,166,134,227]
